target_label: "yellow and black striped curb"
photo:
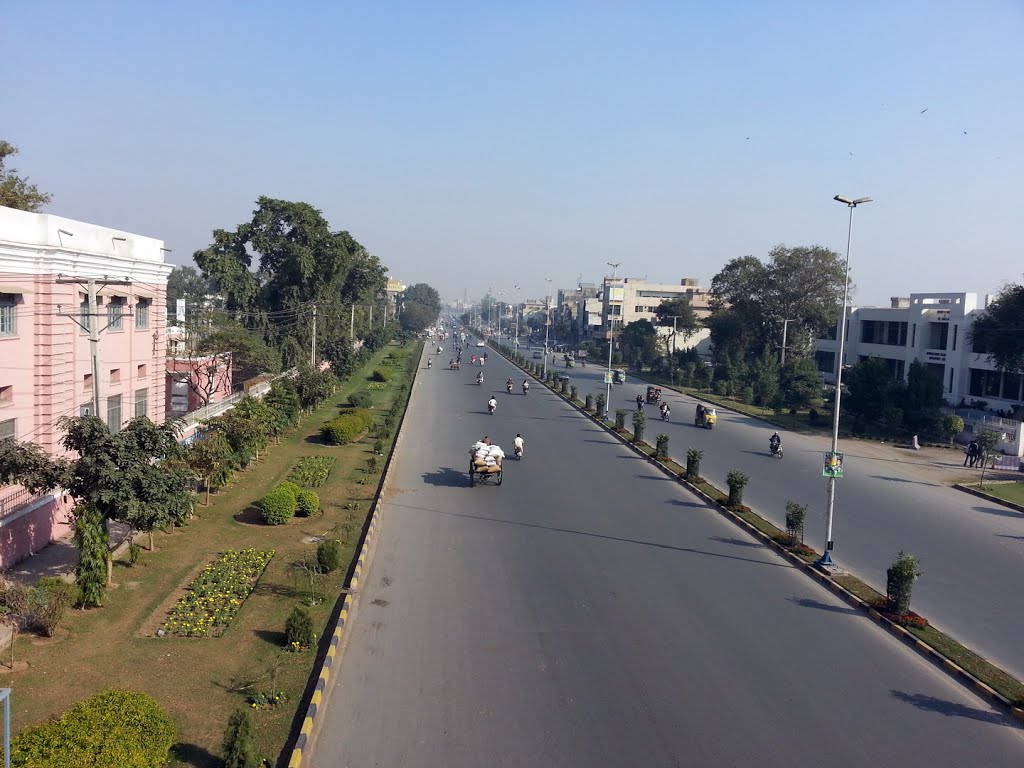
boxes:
[492,344,1024,726]
[953,483,1024,514]
[288,346,423,767]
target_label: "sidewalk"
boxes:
[2,520,135,586]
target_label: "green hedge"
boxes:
[260,484,297,525]
[10,689,176,767]
[321,409,374,445]
[348,391,373,409]
[296,489,320,517]
[370,368,393,382]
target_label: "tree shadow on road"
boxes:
[890,690,1010,725]
[972,505,1022,519]
[709,535,763,549]
[422,467,469,487]
[870,474,939,487]
[787,596,859,615]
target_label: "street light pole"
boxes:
[605,262,622,417]
[513,284,520,352]
[542,278,552,379]
[820,195,872,568]
[780,318,798,366]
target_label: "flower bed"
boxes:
[288,456,336,487]
[162,549,275,637]
[367,382,388,390]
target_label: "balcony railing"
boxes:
[0,487,49,520]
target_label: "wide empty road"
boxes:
[562,360,1024,681]
[307,344,1024,767]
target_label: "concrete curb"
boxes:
[952,483,1024,514]
[288,345,423,767]
[491,344,1024,726]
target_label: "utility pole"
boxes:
[780,318,797,366]
[667,315,685,384]
[605,262,622,416]
[311,304,317,366]
[369,304,373,328]
[350,305,355,339]
[56,275,133,420]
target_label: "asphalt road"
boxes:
[306,342,1024,767]
[557,359,1024,681]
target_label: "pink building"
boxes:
[0,206,172,568]
[165,326,233,417]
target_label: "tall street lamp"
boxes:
[780,318,798,366]
[542,278,552,379]
[820,194,872,568]
[513,284,521,351]
[606,262,622,417]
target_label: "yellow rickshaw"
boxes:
[613,369,627,384]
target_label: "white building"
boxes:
[813,291,1022,454]
[599,277,712,352]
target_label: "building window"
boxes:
[83,374,93,392]
[0,385,11,404]
[814,350,836,375]
[80,297,96,333]
[137,363,147,377]
[108,296,126,330]
[135,298,150,329]
[951,324,958,351]
[927,322,949,350]
[110,368,121,384]
[106,394,122,433]
[134,388,148,419]
[0,294,16,336]
[0,418,14,441]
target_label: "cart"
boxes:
[469,451,503,486]
[646,385,662,404]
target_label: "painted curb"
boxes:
[288,345,423,767]
[491,343,1024,726]
[953,483,1024,514]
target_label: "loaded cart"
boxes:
[469,443,504,486]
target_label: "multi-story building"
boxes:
[598,277,712,351]
[554,284,600,346]
[813,291,1023,454]
[0,206,172,566]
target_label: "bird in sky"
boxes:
[920,108,929,114]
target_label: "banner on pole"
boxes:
[823,452,844,478]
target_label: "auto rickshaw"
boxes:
[566,357,576,368]
[613,369,627,384]
[646,385,662,404]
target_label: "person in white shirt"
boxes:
[487,397,498,413]
[513,434,525,457]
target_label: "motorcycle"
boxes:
[514,445,523,460]
[506,382,514,394]
[487,401,496,415]
[477,375,484,385]
[522,383,530,395]
[770,444,784,459]
[427,359,432,369]
[661,409,671,422]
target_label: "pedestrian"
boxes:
[636,394,644,411]
[965,439,978,467]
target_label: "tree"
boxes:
[403,283,441,319]
[400,303,435,333]
[844,357,898,427]
[942,415,965,445]
[779,358,822,410]
[195,317,280,388]
[968,279,1024,375]
[619,320,659,369]
[975,429,1001,488]
[746,346,781,407]
[0,140,51,212]
[222,708,260,768]
[185,431,234,504]
[653,297,700,353]
[900,360,944,435]
[166,265,214,313]
[293,364,335,411]
[263,380,301,437]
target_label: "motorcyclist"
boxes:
[506,377,514,393]
[769,431,782,454]
[513,433,525,458]
[661,402,671,421]
[487,396,498,414]
[477,371,484,384]
[522,380,530,394]
[427,358,432,369]
[695,403,706,423]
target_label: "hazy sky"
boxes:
[5,1,1022,306]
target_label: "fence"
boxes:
[950,409,1023,457]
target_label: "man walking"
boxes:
[965,439,979,467]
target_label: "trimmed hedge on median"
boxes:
[321,409,375,445]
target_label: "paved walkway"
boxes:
[2,521,134,585]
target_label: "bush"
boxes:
[655,433,670,461]
[10,689,176,768]
[285,605,316,649]
[366,456,380,473]
[685,448,703,480]
[570,385,578,401]
[32,577,77,637]
[316,539,342,573]
[222,707,260,768]
[596,393,607,418]
[886,551,922,616]
[942,414,965,444]
[321,409,375,445]
[296,489,320,517]
[348,391,373,409]
[127,542,141,566]
[288,456,336,487]
[726,469,750,508]
[614,409,628,431]
[632,410,646,443]
[371,368,392,382]
[260,485,297,525]
[373,439,385,455]
[784,501,807,545]
[585,394,595,412]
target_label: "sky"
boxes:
[4,1,1023,306]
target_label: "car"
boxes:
[476,341,486,347]
[532,350,542,359]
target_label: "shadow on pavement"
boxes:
[890,690,1010,725]
[422,467,469,487]
[787,596,859,615]
[709,535,763,549]
[870,474,939,487]
[972,505,1022,519]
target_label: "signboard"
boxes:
[608,285,625,302]
[175,298,186,323]
[604,372,614,384]
[823,452,844,478]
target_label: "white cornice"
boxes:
[0,242,171,285]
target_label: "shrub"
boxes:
[685,448,703,480]
[596,393,607,418]
[33,577,77,637]
[285,605,316,649]
[632,410,646,443]
[288,456,336,487]
[585,394,595,412]
[366,456,379,474]
[321,409,374,445]
[784,501,807,545]
[726,469,750,508]
[127,542,141,566]
[886,551,922,616]
[371,368,392,382]
[373,439,385,455]
[384,414,396,430]
[655,433,670,461]
[316,538,342,573]
[296,490,320,517]
[942,414,965,445]
[348,391,373,409]
[222,707,260,768]
[10,689,176,768]
[560,378,569,394]
[277,481,301,497]
[570,385,578,401]
[260,485,297,525]
[614,409,628,431]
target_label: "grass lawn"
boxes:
[1,341,419,767]
[977,482,1024,507]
